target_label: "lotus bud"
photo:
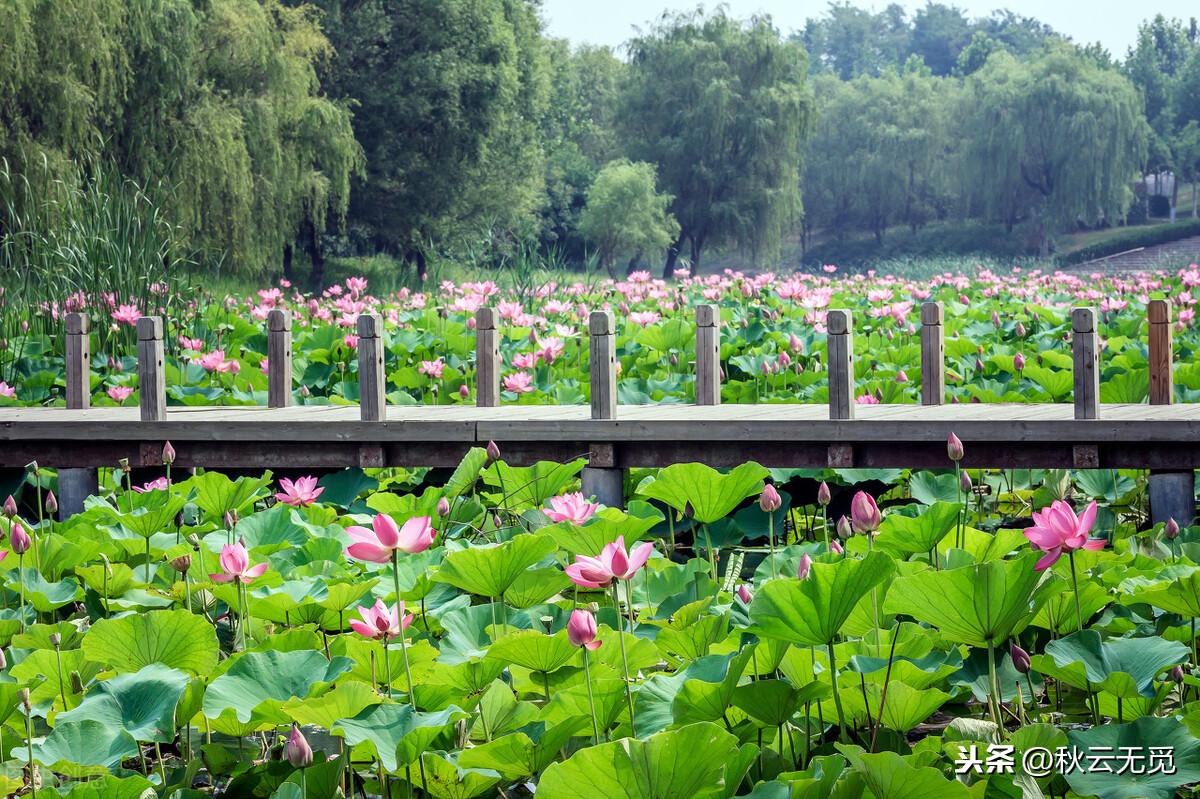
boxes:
[567,609,601,650]
[830,539,844,555]
[44,491,57,515]
[18,688,30,712]
[947,432,964,462]
[175,511,185,529]
[10,523,31,555]
[1016,321,1027,337]
[759,484,781,513]
[162,441,176,465]
[300,385,311,398]
[684,501,695,519]
[797,553,813,580]
[285,723,313,769]
[836,515,852,540]
[669,353,678,367]
[991,310,1001,327]
[850,491,881,534]
[2,495,15,518]
[224,510,238,529]
[1010,642,1031,674]
[817,481,831,506]
[974,357,984,373]
[960,471,973,493]
[1166,518,1181,540]
[437,497,451,517]
[1172,665,1186,683]
[735,584,753,604]
[49,633,61,648]
[458,384,469,399]
[171,554,193,574]
[486,440,501,463]
[69,671,84,694]
[1013,352,1026,371]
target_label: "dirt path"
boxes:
[1064,235,1200,272]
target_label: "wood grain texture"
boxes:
[827,309,854,420]
[920,301,945,406]
[64,312,90,410]
[695,304,721,406]
[475,307,500,408]
[589,310,617,420]
[1149,299,1173,405]
[1072,307,1099,420]
[136,316,166,422]
[267,309,293,409]
[356,313,386,421]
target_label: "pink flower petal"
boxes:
[346,542,392,563]
[1034,548,1062,571]
[372,514,401,549]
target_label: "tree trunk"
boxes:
[282,243,294,283]
[662,233,685,279]
[1172,172,1179,223]
[1193,180,1198,219]
[689,235,705,274]
[624,251,643,277]
[414,248,428,283]
[300,218,324,291]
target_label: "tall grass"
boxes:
[0,154,196,381]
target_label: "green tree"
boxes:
[964,46,1148,254]
[910,2,972,76]
[308,0,549,280]
[620,8,815,276]
[577,160,679,277]
[0,0,362,282]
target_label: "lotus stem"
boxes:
[611,583,636,729]
[382,638,391,694]
[23,708,36,798]
[986,639,1002,731]
[17,554,26,633]
[582,648,600,745]
[391,552,416,712]
[826,641,849,743]
[767,513,776,578]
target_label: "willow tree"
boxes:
[963,46,1148,255]
[0,0,362,281]
[620,9,816,277]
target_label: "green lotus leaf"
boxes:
[538,721,741,799]
[444,447,488,499]
[1033,579,1111,634]
[60,774,156,799]
[1066,716,1200,799]
[458,719,586,781]
[282,680,381,730]
[6,568,79,611]
[203,649,354,724]
[749,551,894,646]
[331,703,467,772]
[99,490,187,540]
[951,647,1042,703]
[637,462,769,523]
[1031,630,1188,699]
[884,552,1060,647]
[57,663,189,742]
[542,502,663,557]
[316,467,379,508]
[874,501,962,556]
[841,681,951,732]
[635,649,753,737]
[502,567,571,608]
[841,747,969,798]
[486,629,578,673]
[181,471,271,523]
[481,458,587,509]
[434,533,556,598]
[1122,565,1200,617]
[415,751,502,799]
[732,678,801,727]
[11,647,103,708]
[82,608,219,675]
[229,503,312,552]
[16,718,138,778]
[907,472,961,506]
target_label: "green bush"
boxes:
[1056,219,1200,266]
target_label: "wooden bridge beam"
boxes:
[58,312,96,517]
[475,308,500,408]
[920,302,944,406]
[695,304,721,406]
[267,310,293,409]
[584,310,622,507]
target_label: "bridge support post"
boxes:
[267,310,293,408]
[695,304,721,405]
[827,309,854,419]
[59,313,97,517]
[582,464,624,510]
[1145,300,1195,527]
[584,312,623,508]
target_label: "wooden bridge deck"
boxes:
[3,402,1198,470]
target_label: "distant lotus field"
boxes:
[2,266,1198,407]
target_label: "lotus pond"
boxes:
[2,266,1199,407]
[0,445,1197,798]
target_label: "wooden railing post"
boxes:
[475,308,499,407]
[695,304,721,405]
[1149,299,1173,406]
[589,310,617,420]
[827,309,854,420]
[920,302,944,405]
[267,309,292,409]
[1146,299,1194,525]
[357,313,385,422]
[1071,307,1099,420]
[60,313,96,517]
[584,309,621,508]
[137,317,166,422]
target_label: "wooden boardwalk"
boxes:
[0,300,1196,473]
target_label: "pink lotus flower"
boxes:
[564,535,653,588]
[503,371,534,393]
[196,350,239,373]
[345,514,436,563]
[512,352,539,370]
[419,358,445,379]
[0,382,14,398]
[111,304,140,326]
[850,491,881,534]
[735,584,753,604]
[629,311,660,327]
[133,477,170,493]
[343,334,359,350]
[348,599,412,640]
[567,609,602,650]
[544,492,600,524]
[9,523,29,555]
[285,723,313,769]
[210,542,267,583]
[276,476,324,507]
[107,386,134,404]
[797,553,813,580]
[759,484,781,513]
[538,337,565,363]
[1023,499,1106,570]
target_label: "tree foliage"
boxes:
[577,160,679,276]
[620,8,815,275]
[0,0,362,278]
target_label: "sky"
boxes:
[540,0,1199,60]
